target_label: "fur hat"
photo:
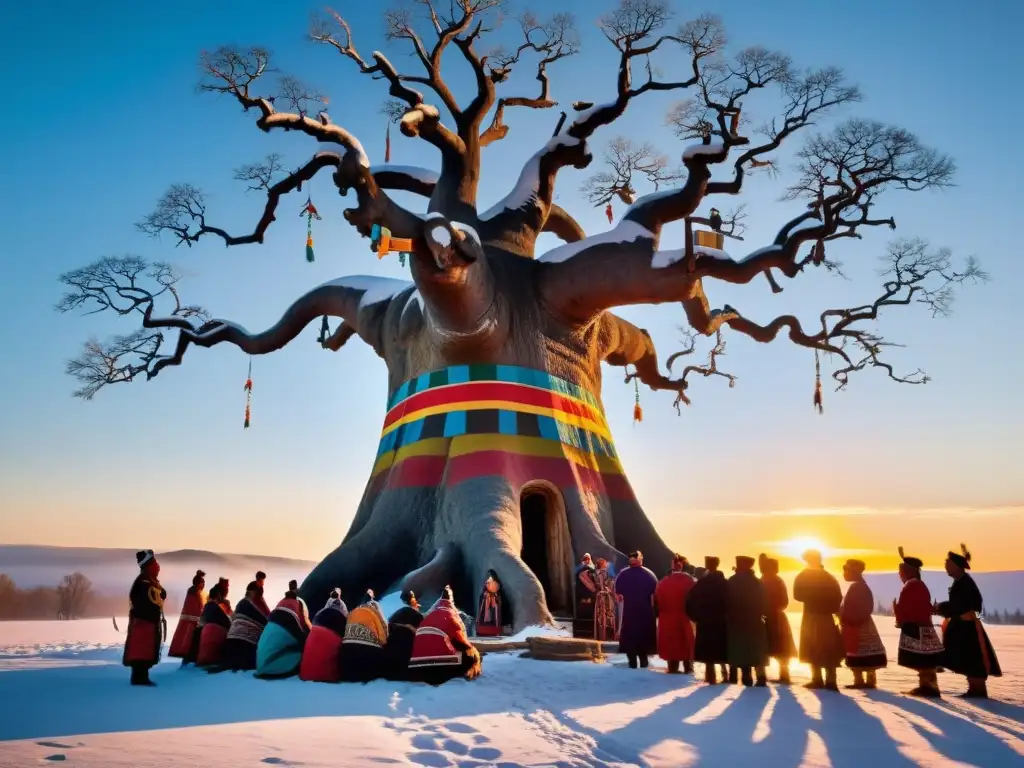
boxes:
[802,549,823,564]
[288,579,298,592]
[947,544,971,571]
[135,549,155,568]
[735,555,756,570]
[245,580,260,593]
[898,546,923,570]
[672,553,688,569]
[256,571,267,582]
[762,557,780,574]
[704,556,720,570]
[192,569,206,585]
[330,588,341,600]
[844,559,866,574]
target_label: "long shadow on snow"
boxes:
[870,691,1024,766]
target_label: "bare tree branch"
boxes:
[582,137,684,207]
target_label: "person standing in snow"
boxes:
[654,554,695,673]
[572,554,597,638]
[839,559,887,689]
[614,551,658,669]
[759,555,796,684]
[169,569,206,660]
[193,578,233,668]
[593,558,618,642]
[726,555,769,686]
[123,549,166,686]
[476,571,505,637]
[935,544,1001,698]
[894,548,943,696]
[793,549,845,691]
[686,557,729,684]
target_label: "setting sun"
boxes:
[779,536,832,559]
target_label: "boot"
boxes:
[639,654,649,669]
[755,666,768,687]
[704,664,718,685]
[130,665,156,687]
[805,668,825,689]
[683,661,694,675]
[866,670,877,689]
[667,660,681,674]
[963,678,988,699]
[728,665,739,684]
[824,667,839,692]
[741,667,754,687]
[627,653,638,669]
[908,670,941,697]
[777,664,791,685]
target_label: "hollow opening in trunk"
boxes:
[519,482,573,617]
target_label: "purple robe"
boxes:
[614,565,658,655]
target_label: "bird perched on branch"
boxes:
[572,101,593,111]
[709,208,723,232]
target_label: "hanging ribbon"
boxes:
[301,195,321,263]
[318,316,330,347]
[385,121,392,163]
[813,350,823,415]
[632,373,643,423]
[243,357,253,429]
[605,202,613,224]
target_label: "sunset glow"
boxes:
[778,536,832,559]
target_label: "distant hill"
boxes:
[863,570,1024,614]
[0,545,316,599]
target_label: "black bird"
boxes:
[572,101,593,111]
[709,208,723,232]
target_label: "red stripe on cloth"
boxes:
[382,381,602,429]
[443,451,634,499]
[369,455,447,493]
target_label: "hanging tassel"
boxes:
[399,252,406,267]
[243,357,253,429]
[813,350,823,415]
[385,121,392,163]
[300,195,321,264]
[605,202,613,224]
[318,315,330,346]
[306,233,315,262]
[632,374,643,423]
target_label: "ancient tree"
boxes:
[59,1,984,629]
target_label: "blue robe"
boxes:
[614,565,658,655]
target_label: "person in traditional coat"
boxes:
[300,588,349,683]
[840,559,887,689]
[476,571,505,637]
[219,580,270,671]
[339,590,389,683]
[255,581,312,679]
[759,555,796,684]
[573,554,597,638]
[194,578,233,668]
[251,571,271,616]
[123,549,166,686]
[169,569,206,660]
[383,590,424,681]
[594,558,618,642]
[686,556,729,683]
[936,544,1002,698]
[726,555,768,686]
[793,549,845,691]
[655,554,695,673]
[614,551,658,669]
[408,586,482,685]
[894,548,943,697]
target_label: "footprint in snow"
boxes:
[407,751,454,767]
[468,747,502,761]
[440,722,478,735]
[411,733,442,751]
[261,758,304,766]
[442,739,469,756]
[36,743,74,750]
[42,756,66,763]
[471,734,490,745]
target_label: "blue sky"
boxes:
[0,1,1021,568]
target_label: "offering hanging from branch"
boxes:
[300,195,321,263]
[243,357,253,429]
[370,223,413,266]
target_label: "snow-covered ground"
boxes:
[0,616,1021,767]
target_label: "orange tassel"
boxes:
[813,351,823,415]
[632,374,642,422]
[633,403,643,422]
[243,358,253,429]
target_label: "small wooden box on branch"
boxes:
[693,229,725,250]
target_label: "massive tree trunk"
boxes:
[298,247,673,630]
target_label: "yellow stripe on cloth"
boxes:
[372,437,450,476]
[381,399,612,440]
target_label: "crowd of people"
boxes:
[121,550,481,687]
[121,543,1003,701]
[570,546,1003,699]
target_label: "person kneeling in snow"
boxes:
[408,586,482,686]
[193,578,232,668]
[219,580,270,671]
[169,569,206,660]
[255,580,312,679]
[340,590,389,683]
[384,590,424,681]
[300,589,349,683]
[123,549,166,686]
